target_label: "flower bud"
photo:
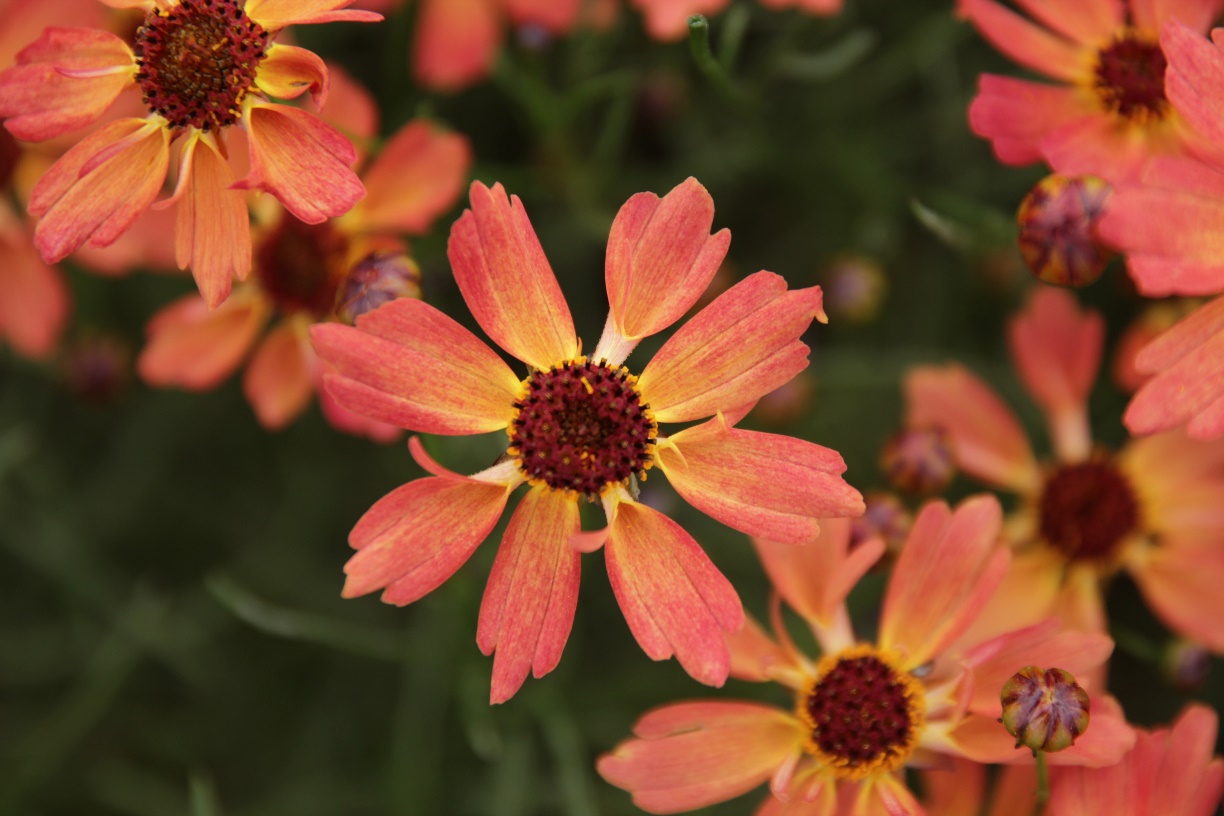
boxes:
[822,254,887,324]
[1000,666,1090,754]
[336,251,422,324]
[1163,639,1211,693]
[60,332,131,405]
[880,427,955,495]
[1016,174,1113,288]
[850,491,912,559]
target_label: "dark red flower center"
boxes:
[255,214,349,317]
[133,0,268,132]
[1093,34,1168,122]
[508,359,656,496]
[1038,461,1140,563]
[0,128,19,192]
[797,649,924,780]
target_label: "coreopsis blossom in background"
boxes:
[137,99,471,437]
[0,0,382,309]
[312,177,864,702]
[632,0,841,41]
[598,499,1133,815]
[1110,300,1199,393]
[957,0,1224,183]
[905,286,1224,652]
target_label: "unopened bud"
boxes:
[822,254,887,324]
[1000,666,1090,754]
[880,427,955,495]
[1163,639,1211,693]
[1016,174,1113,288]
[850,491,912,560]
[60,332,131,405]
[336,251,421,324]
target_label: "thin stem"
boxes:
[1034,750,1049,816]
[687,15,745,105]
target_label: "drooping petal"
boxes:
[236,101,364,224]
[477,486,581,703]
[411,0,501,91]
[879,496,1009,669]
[967,75,1087,166]
[137,290,267,389]
[447,181,578,368]
[597,701,803,814]
[310,297,521,435]
[255,43,329,108]
[0,217,69,359]
[955,0,1088,82]
[604,497,743,686]
[0,27,134,141]
[1007,287,1102,463]
[638,272,825,424]
[904,364,1042,493]
[242,319,314,430]
[354,119,471,234]
[30,118,170,263]
[657,414,863,546]
[603,177,730,344]
[243,0,383,28]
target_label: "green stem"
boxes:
[687,15,743,104]
[1034,750,1049,816]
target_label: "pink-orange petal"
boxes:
[243,0,383,27]
[255,43,329,108]
[1163,19,1224,150]
[631,0,731,41]
[448,181,578,368]
[0,27,134,142]
[315,358,402,442]
[963,625,1115,715]
[1129,542,1224,651]
[477,485,581,703]
[318,63,378,156]
[242,319,314,430]
[904,363,1041,493]
[355,119,471,234]
[1099,185,1224,295]
[967,75,1087,166]
[950,701,1134,767]
[236,101,364,224]
[31,119,170,263]
[604,498,743,686]
[1010,0,1122,44]
[658,415,863,545]
[1148,705,1224,815]
[310,296,521,435]
[344,474,513,602]
[726,613,803,685]
[1125,302,1224,437]
[638,272,824,424]
[138,291,267,389]
[0,219,69,359]
[501,0,580,31]
[597,701,803,814]
[956,0,1087,82]
[411,0,500,91]
[605,177,730,342]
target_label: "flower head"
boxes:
[1000,666,1090,753]
[311,177,865,701]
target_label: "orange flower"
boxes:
[137,90,471,437]
[311,177,864,702]
[958,0,1224,182]
[0,0,382,309]
[597,498,1133,815]
[904,287,1224,654]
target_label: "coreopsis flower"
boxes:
[311,177,864,702]
[138,111,471,437]
[632,0,841,41]
[0,0,383,309]
[597,498,1133,815]
[957,0,1224,183]
[904,286,1224,653]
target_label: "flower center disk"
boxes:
[509,359,656,495]
[797,647,925,780]
[256,214,349,317]
[1093,33,1167,122]
[1038,460,1139,563]
[134,0,268,132]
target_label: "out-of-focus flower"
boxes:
[597,499,1133,815]
[880,426,957,494]
[1000,666,1090,754]
[1111,299,1198,392]
[905,286,1224,654]
[1016,174,1113,287]
[849,490,912,556]
[752,369,815,426]
[632,0,842,42]
[822,253,887,323]
[1162,638,1211,692]
[138,102,471,438]
[0,0,382,308]
[958,0,1224,183]
[312,177,864,702]
[60,330,131,404]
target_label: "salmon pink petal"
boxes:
[256,44,329,108]
[502,0,579,31]
[905,364,1041,492]
[1163,20,1224,150]
[1148,705,1223,815]
[236,102,363,224]
[1099,185,1224,295]
[658,415,863,546]
[879,496,1009,668]
[310,296,521,435]
[726,613,803,685]
[638,273,824,424]
[919,758,986,816]
[448,181,578,368]
[138,292,267,389]
[1009,0,1121,44]
[603,177,730,344]
[632,0,731,41]
[411,0,500,90]
[243,0,382,27]
[753,519,885,630]
[1125,299,1224,437]
[31,119,170,263]
[0,221,69,359]
[242,320,314,430]
[605,498,743,686]
[0,0,108,69]
[1130,0,1224,31]
[950,699,1133,767]
[355,120,471,234]
[477,486,580,703]
[318,64,378,153]
[0,27,133,141]
[344,474,514,602]
[597,701,803,813]
[956,0,1086,81]
[962,626,1114,714]
[1008,288,1102,463]
[316,358,402,442]
[1040,113,1167,184]
[168,134,252,309]
[967,75,1086,166]
[1128,542,1224,651]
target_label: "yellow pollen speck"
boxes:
[580,377,594,395]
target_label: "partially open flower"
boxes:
[1001,666,1090,754]
[1016,175,1113,288]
